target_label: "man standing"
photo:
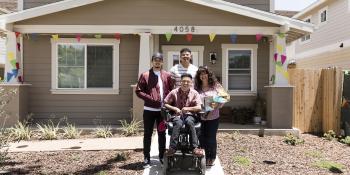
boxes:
[164,73,203,156]
[135,52,173,166]
[170,48,198,87]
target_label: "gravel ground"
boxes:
[1,133,350,175]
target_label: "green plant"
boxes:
[9,120,32,141]
[305,150,323,158]
[119,119,141,136]
[94,126,113,138]
[323,130,336,141]
[63,123,82,139]
[115,152,130,162]
[314,160,344,172]
[233,156,251,167]
[96,171,108,175]
[283,133,304,146]
[37,120,60,140]
[340,136,350,146]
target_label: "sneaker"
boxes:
[143,158,151,167]
[166,148,176,156]
[159,158,164,164]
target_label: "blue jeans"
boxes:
[200,118,219,160]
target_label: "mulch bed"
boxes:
[1,133,350,174]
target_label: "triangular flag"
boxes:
[278,33,285,38]
[165,32,172,42]
[277,44,283,53]
[186,33,193,42]
[16,62,20,69]
[94,34,102,39]
[115,33,121,41]
[76,34,81,42]
[209,33,216,42]
[7,52,14,60]
[17,43,21,51]
[274,53,278,62]
[256,34,263,42]
[18,76,23,83]
[6,72,14,82]
[12,69,18,77]
[281,55,287,65]
[52,34,59,41]
[15,32,21,38]
[230,34,237,43]
[10,59,16,68]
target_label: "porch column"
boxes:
[265,33,294,129]
[4,31,22,84]
[138,33,152,76]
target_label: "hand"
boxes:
[210,102,218,109]
[181,107,190,113]
[174,107,182,115]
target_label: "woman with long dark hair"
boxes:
[195,66,227,166]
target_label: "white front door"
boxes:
[162,45,204,70]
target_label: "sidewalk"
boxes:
[5,136,143,152]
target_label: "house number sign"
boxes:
[173,26,196,33]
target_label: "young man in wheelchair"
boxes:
[164,73,204,157]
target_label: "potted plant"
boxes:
[253,94,265,125]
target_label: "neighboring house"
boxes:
[0,0,313,125]
[0,0,17,80]
[292,0,350,69]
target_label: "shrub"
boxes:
[115,152,130,162]
[119,120,141,136]
[233,156,251,167]
[323,130,336,141]
[283,133,304,146]
[0,122,9,168]
[9,120,32,141]
[340,136,350,146]
[94,126,113,138]
[63,123,82,139]
[37,120,60,140]
[314,160,344,173]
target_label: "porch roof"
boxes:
[0,0,314,42]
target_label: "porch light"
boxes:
[209,52,217,64]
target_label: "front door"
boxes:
[161,46,204,70]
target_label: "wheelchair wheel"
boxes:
[199,157,206,174]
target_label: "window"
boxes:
[222,44,257,96]
[51,38,119,94]
[319,7,328,25]
[301,17,311,42]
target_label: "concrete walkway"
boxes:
[6,136,143,152]
[142,132,225,175]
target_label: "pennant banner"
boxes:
[281,55,287,65]
[94,34,102,39]
[209,33,216,42]
[274,53,278,62]
[256,34,263,42]
[17,43,21,51]
[276,65,289,79]
[186,33,192,42]
[165,32,172,42]
[115,33,121,41]
[52,34,59,41]
[76,34,81,42]
[278,33,285,38]
[15,32,21,38]
[277,44,283,53]
[230,34,237,44]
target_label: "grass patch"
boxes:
[305,150,323,158]
[95,171,108,175]
[94,126,113,138]
[314,160,344,173]
[340,136,350,146]
[283,133,304,146]
[119,120,141,136]
[233,156,251,167]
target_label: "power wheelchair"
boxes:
[161,107,206,175]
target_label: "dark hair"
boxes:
[151,52,163,61]
[180,48,191,54]
[181,73,193,80]
[194,66,218,91]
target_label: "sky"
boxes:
[275,0,318,11]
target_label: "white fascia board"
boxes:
[293,0,328,19]
[13,25,280,35]
[0,0,103,23]
[186,0,314,33]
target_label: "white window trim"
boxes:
[318,6,328,27]
[51,38,120,95]
[300,16,312,44]
[221,44,258,96]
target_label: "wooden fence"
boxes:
[288,67,343,134]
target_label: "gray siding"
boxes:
[159,35,270,108]
[23,35,139,125]
[23,0,270,11]
[224,0,270,11]
[17,0,276,27]
[295,0,350,53]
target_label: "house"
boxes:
[0,0,17,81]
[0,0,313,127]
[291,0,350,69]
